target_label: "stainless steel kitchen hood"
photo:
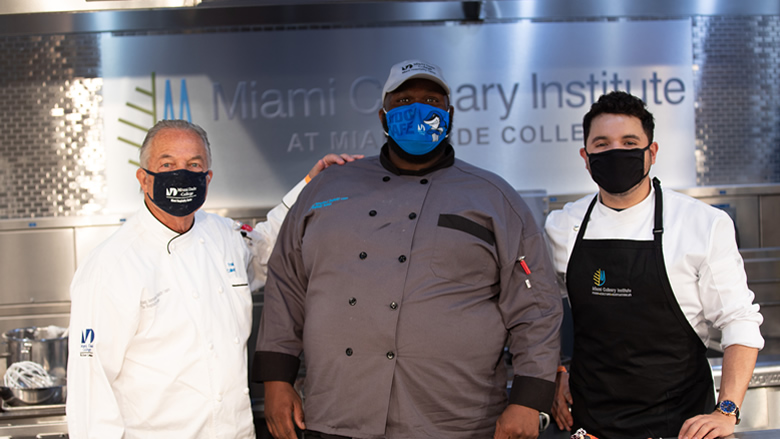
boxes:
[0,0,198,15]
[3,1,780,38]
[0,1,483,36]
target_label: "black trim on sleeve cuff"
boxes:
[251,351,301,385]
[508,376,556,413]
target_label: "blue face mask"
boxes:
[384,102,450,155]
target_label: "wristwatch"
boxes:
[715,400,741,425]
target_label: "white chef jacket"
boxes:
[66,180,305,439]
[545,183,764,351]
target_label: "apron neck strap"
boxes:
[576,195,599,242]
[652,177,663,242]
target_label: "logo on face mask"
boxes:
[385,102,450,155]
[144,168,208,217]
[166,187,182,197]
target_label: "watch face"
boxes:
[719,400,737,414]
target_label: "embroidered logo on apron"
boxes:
[590,269,633,297]
[592,269,606,286]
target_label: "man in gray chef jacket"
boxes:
[546,91,763,439]
[254,59,563,439]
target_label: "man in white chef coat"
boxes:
[545,91,764,439]
[66,119,360,439]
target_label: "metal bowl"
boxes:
[0,385,65,406]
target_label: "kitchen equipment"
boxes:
[5,361,55,389]
[0,326,67,406]
[0,385,65,406]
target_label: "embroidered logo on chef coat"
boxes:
[310,197,349,210]
[227,262,236,274]
[590,269,633,297]
[80,329,95,357]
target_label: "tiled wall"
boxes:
[0,34,104,219]
[692,16,780,186]
[0,16,778,219]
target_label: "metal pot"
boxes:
[0,384,66,405]
[1,326,68,405]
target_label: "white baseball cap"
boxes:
[381,59,451,104]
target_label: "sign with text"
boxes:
[101,19,694,213]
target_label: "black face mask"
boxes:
[586,144,651,194]
[143,168,209,217]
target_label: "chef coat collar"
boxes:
[596,180,656,216]
[379,142,455,176]
[140,201,202,253]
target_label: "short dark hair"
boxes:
[582,91,655,146]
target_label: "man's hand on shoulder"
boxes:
[264,381,305,439]
[677,411,737,439]
[307,153,364,180]
[494,404,540,439]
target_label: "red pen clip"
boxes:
[518,256,531,275]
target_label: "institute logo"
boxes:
[118,72,192,167]
[80,328,95,357]
[593,269,606,286]
[590,269,633,298]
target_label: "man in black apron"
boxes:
[545,92,763,439]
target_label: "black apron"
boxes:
[566,178,714,439]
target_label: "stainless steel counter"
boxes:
[723,430,780,439]
[541,427,780,439]
[0,414,67,438]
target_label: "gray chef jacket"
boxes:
[255,144,562,439]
